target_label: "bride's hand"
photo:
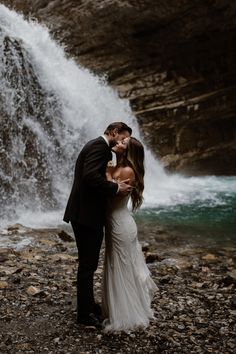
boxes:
[107,161,113,167]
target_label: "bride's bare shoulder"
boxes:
[116,166,135,184]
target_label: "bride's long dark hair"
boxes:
[125,137,145,210]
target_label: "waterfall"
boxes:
[0,4,156,227]
[0,5,235,229]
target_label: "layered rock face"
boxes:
[2,0,236,175]
[0,33,61,211]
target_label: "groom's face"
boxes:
[110,129,131,147]
[112,137,129,154]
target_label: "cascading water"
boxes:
[0,5,235,239]
[0,4,139,227]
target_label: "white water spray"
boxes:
[0,5,235,230]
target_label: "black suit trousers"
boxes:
[71,221,104,317]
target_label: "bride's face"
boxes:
[112,137,129,154]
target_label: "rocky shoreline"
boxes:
[0,224,235,353]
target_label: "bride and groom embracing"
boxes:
[63,122,157,332]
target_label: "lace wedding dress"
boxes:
[102,195,158,332]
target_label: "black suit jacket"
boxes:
[63,136,118,228]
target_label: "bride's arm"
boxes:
[116,167,135,186]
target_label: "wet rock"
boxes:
[228,270,236,281]
[0,266,23,275]
[50,253,76,262]
[202,253,218,262]
[176,259,192,270]
[38,238,59,248]
[0,254,8,262]
[7,223,32,233]
[7,224,22,232]
[0,249,11,262]
[221,271,236,287]
[57,230,74,242]
[159,275,171,284]
[230,295,236,309]
[26,285,43,296]
[141,241,150,252]
[0,280,8,289]
[159,258,178,267]
[145,252,159,263]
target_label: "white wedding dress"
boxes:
[102,195,158,332]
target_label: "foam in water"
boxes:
[0,5,235,231]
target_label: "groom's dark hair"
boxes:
[104,122,132,135]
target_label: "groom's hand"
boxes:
[117,179,133,195]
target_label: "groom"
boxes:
[63,122,132,327]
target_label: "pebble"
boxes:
[26,285,42,296]
[0,280,8,289]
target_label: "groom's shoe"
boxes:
[92,303,104,323]
[77,313,102,328]
[93,303,103,319]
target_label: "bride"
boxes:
[102,137,158,332]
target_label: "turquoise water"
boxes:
[136,193,236,247]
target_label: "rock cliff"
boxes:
[2,0,236,175]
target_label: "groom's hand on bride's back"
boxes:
[117,179,132,195]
